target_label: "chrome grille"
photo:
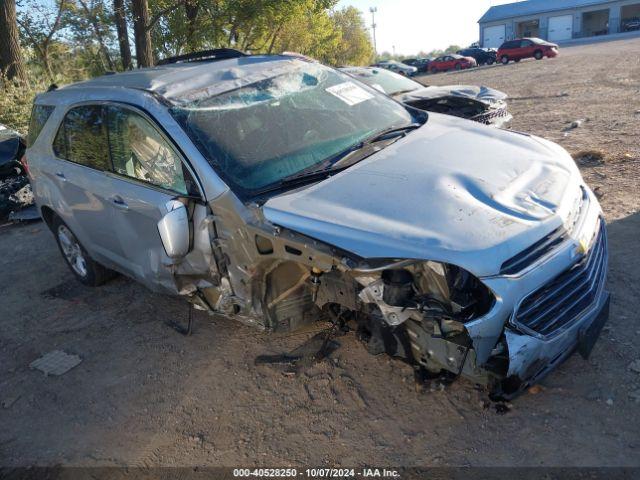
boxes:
[472,105,510,125]
[513,219,607,338]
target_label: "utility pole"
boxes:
[369,7,377,58]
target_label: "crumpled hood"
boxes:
[398,85,507,107]
[263,113,583,277]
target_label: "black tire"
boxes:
[430,67,438,74]
[501,55,509,64]
[52,216,116,287]
[534,50,543,60]
[487,58,495,65]
[514,58,521,63]
[455,63,462,71]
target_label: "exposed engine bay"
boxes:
[179,197,512,399]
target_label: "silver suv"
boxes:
[26,50,609,398]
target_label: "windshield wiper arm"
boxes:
[252,123,422,198]
[360,123,422,146]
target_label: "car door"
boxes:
[50,104,128,269]
[103,103,212,294]
[520,39,534,58]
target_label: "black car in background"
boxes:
[457,47,497,66]
[402,57,431,73]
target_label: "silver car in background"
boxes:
[341,66,512,127]
[26,51,609,399]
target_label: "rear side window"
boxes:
[27,105,55,146]
[105,106,189,195]
[53,105,111,171]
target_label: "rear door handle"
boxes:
[55,172,66,181]
[109,195,129,211]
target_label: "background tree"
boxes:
[131,0,153,66]
[17,0,69,80]
[113,0,131,69]
[0,0,28,82]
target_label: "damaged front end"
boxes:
[400,86,513,128]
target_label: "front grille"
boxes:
[513,219,607,338]
[472,105,510,125]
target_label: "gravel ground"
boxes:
[1,37,639,468]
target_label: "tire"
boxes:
[534,50,543,60]
[487,58,495,65]
[455,63,462,71]
[52,216,116,287]
[501,55,509,64]
[514,58,521,63]
[430,67,438,74]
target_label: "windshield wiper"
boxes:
[360,123,422,146]
[252,123,422,198]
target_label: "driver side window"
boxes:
[106,106,190,195]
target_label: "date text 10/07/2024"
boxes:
[233,468,401,478]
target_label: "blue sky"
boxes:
[336,0,514,55]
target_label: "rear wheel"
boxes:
[501,55,509,64]
[534,50,543,60]
[487,58,495,65]
[52,216,116,286]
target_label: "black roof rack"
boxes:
[157,48,248,66]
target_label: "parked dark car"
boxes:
[622,18,640,32]
[341,66,512,128]
[457,47,497,66]
[0,124,35,220]
[497,38,558,64]
[0,124,26,178]
[429,54,477,73]
[402,57,431,73]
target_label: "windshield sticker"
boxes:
[326,82,374,106]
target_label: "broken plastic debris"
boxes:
[30,350,82,376]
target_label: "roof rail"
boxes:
[157,48,248,66]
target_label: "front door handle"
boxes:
[109,195,129,211]
[55,172,66,182]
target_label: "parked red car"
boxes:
[497,37,559,64]
[429,54,477,73]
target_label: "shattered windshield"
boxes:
[344,68,423,96]
[170,61,415,198]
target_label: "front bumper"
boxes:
[463,184,608,396]
[501,288,609,397]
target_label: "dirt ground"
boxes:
[1,37,640,468]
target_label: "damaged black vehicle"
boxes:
[0,124,36,221]
[341,66,512,127]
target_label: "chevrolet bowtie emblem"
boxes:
[576,239,588,255]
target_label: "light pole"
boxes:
[369,7,378,58]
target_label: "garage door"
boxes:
[548,14,573,41]
[483,24,506,48]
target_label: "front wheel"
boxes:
[534,50,543,60]
[53,217,116,286]
[455,63,462,70]
[501,55,509,64]
[514,58,521,63]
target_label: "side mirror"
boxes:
[157,201,190,258]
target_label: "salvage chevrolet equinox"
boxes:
[26,49,609,399]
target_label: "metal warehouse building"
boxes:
[479,0,640,47]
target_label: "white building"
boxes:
[479,0,640,47]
